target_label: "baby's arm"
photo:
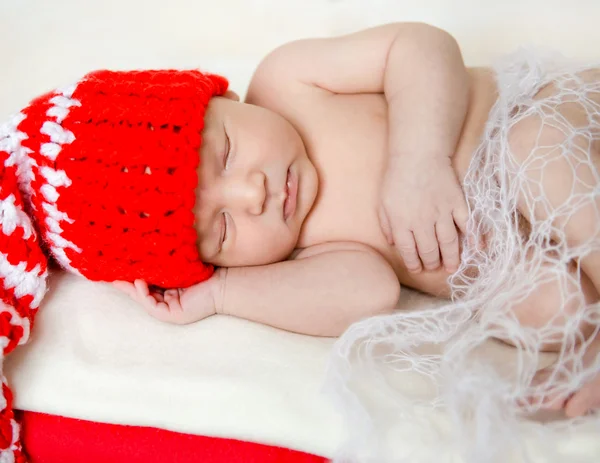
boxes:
[219,242,400,336]
[248,22,470,273]
[116,243,400,337]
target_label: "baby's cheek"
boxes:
[246,228,296,265]
[272,232,298,259]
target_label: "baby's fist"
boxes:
[113,270,225,325]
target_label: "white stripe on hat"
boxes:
[39,86,82,273]
[0,252,46,315]
[0,113,36,199]
[0,194,34,239]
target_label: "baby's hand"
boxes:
[379,156,468,273]
[113,270,225,325]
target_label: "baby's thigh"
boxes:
[501,262,599,352]
[506,70,600,248]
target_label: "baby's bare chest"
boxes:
[297,93,390,251]
[296,92,454,296]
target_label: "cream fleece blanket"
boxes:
[5,273,600,461]
[5,272,342,456]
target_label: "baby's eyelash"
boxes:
[223,131,232,169]
[219,212,228,250]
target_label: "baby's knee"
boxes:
[507,114,566,167]
[495,265,598,352]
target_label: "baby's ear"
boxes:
[223,90,240,102]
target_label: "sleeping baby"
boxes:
[119,23,600,419]
[0,22,598,461]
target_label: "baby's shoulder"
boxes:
[245,47,331,123]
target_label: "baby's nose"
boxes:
[238,171,266,216]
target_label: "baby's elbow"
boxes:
[397,22,456,43]
[324,279,399,338]
[382,278,401,314]
[354,254,401,319]
[368,270,401,317]
[393,23,460,61]
[335,282,398,339]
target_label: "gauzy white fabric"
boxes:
[325,49,600,463]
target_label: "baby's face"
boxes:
[195,97,318,267]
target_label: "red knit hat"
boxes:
[0,69,228,461]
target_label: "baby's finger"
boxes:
[164,289,180,299]
[436,218,460,273]
[134,279,150,298]
[378,205,394,245]
[112,281,137,299]
[143,300,175,322]
[415,228,441,271]
[394,229,421,273]
[453,203,469,236]
[164,289,183,311]
[144,293,160,308]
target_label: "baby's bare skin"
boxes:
[246,61,600,416]
[281,68,497,298]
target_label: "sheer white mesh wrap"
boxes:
[325,49,600,463]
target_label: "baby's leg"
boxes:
[505,70,600,415]
[504,262,598,351]
[508,69,600,298]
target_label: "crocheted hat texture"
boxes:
[0,68,228,461]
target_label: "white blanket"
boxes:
[5,272,343,456]
[5,273,600,461]
[0,273,442,457]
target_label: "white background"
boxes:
[2,0,599,117]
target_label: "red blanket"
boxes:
[20,411,328,463]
